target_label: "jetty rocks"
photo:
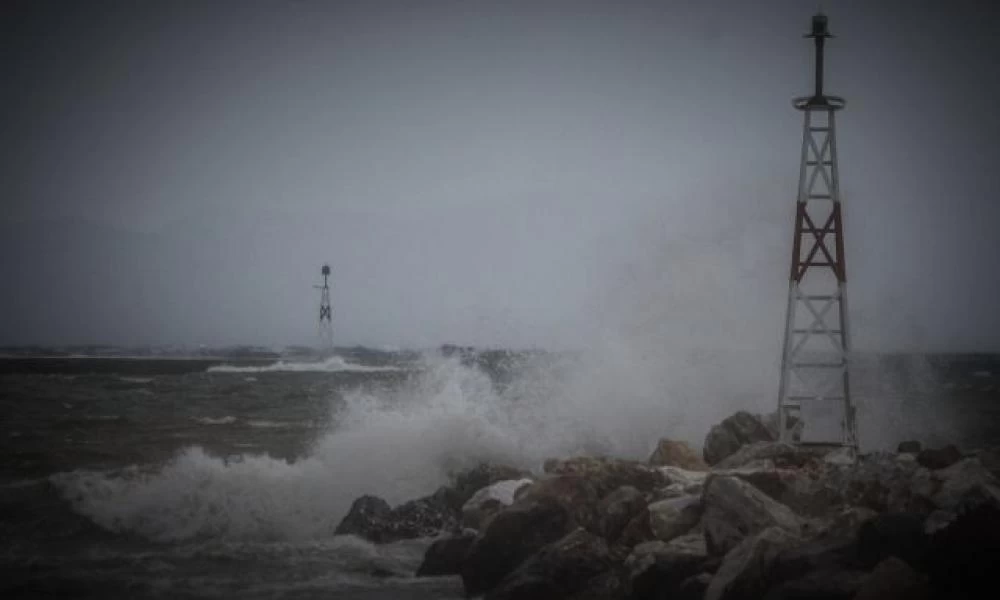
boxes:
[335,410,1000,599]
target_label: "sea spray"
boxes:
[206,355,403,374]
[52,342,783,544]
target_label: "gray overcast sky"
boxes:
[1,0,998,352]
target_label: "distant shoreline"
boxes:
[0,356,279,375]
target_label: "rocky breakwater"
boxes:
[334,412,1000,599]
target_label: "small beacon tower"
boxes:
[776,12,857,448]
[315,264,333,351]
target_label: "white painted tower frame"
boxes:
[777,12,858,448]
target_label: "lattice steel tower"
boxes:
[776,12,857,448]
[315,264,333,351]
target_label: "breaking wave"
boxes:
[51,345,759,543]
[192,416,237,425]
[205,355,403,374]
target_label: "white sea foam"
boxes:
[206,356,403,374]
[246,420,296,429]
[192,416,237,425]
[51,346,764,544]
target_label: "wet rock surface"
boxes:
[485,527,612,600]
[648,439,709,471]
[334,489,461,543]
[461,495,574,596]
[415,532,476,577]
[381,411,1000,599]
[703,411,776,466]
[702,475,803,556]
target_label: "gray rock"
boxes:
[648,494,702,542]
[925,502,1000,599]
[515,475,602,534]
[829,453,935,514]
[335,495,392,540]
[334,489,460,543]
[930,457,1000,511]
[916,444,962,470]
[462,478,533,531]
[976,445,1000,480]
[485,527,611,600]
[543,456,669,497]
[461,496,574,596]
[821,506,878,538]
[765,534,857,586]
[855,513,929,570]
[450,463,532,507]
[565,570,626,600]
[714,441,825,470]
[704,526,800,600]
[657,465,710,490]
[677,572,713,600]
[703,412,776,466]
[761,568,869,600]
[648,439,709,470]
[724,467,839,518]
[702,475,803,556]
[897,441,922,454]
[625,534,712,600]
[853,556,930,600]
[416,532,476,577]
[596,485,646,543]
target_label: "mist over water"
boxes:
[51,337,778,545]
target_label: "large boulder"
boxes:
[704,526,800,600]
[925,501,1000,599]
[625,534,713,600]
[648,439,709,471]
[462,478,534,531]
[853,556,930,600]
[703,412,776,466]
[817,506,878,539]
[335,495,393,541]
[657,465,710,494]
[677,572,713,600]
[484,527,612,600]
[543,456,668,497]
[929,457,1000,512]
[514,475,602,534]
[334,488,460,543]
[976,445,1000,480]
[855,513,929,570]
[761,568,869,600]
[416,532,476,576]
[829,453,936,515]
[461,495,574,596]
[702,475,803,556]
[714,441,830,470]
[764,534,857,588]
[723,467,839,518]
[595,485,647,543]
[648,494,702,542]
[915,444,962,470]
[614,505,655,556]
[450,462,532,506]
[565,570,626,600]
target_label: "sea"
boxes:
[1,347,998,598]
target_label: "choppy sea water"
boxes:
[0,351,997,598]
[0,356,471,599]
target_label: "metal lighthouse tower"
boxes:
[776,12,857,448]
[315,264,333,352]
